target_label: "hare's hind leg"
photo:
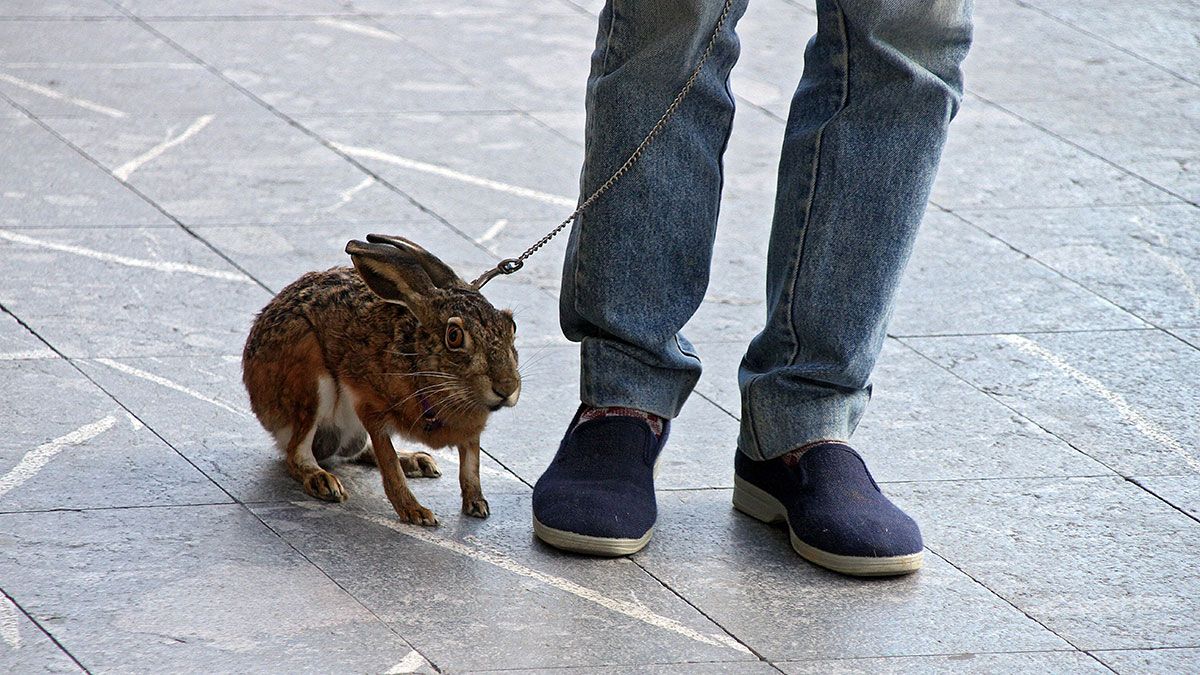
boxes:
[283,376,347,502]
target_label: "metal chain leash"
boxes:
[470,0,736,290]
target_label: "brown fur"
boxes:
[242,237,519,525]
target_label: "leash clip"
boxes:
[470,257,524,290]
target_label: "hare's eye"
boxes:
[446,325,465,349]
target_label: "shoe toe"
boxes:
[533,478,656,540]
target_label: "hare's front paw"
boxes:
[395,503,439,527]
[463,495,490,519]
[303,470,347,502]
[399,451,441,478]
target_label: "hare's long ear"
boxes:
[346,240,438,323]
[366,233,467,290]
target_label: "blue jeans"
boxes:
[560,0,973,460]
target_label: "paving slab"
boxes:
[41,110,432,227]
[891,211,1148,336]
[468,664,780,675]
[0,358,228,512]
[1017,0,1200,81]
[115,0,348,17]
[931,98,1179,209]
[253,497,760,671]
[0,504,430,673]
[1094,647,1200,674]
[1006,85,1200,205]
[780,650,1107,675]
[729,0,815,119]
[0,311,55,360]
[375,10,595,111]
[0,227,269,358]
[151,18,498,114]
[299,112,583,222]
[893,476,1200,650]
[964,0,1181,104]
[484,344,745,489]
[0,593,83,674]
[1175,329,1200,351]
[631,489,1070,661]
[339,0,584,15]
[959,205,1200,329]
[76,354,529,505]
[0,1,119,18]
[0,20,261,117]
[693,339,1112,482]
[904,330,1200,477]
[0,117,172,227]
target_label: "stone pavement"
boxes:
[1,0,1197,672]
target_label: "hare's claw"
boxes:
[396,503,439,527]
[303,470,347,502]
[399,451,441,478]
[463,495,490,519]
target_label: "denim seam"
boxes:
[746,0,851,459]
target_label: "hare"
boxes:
[242,234,520,526]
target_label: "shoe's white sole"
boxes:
[533,517,653,557]
[732,475,924,577]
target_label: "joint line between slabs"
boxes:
[0,589,91,673]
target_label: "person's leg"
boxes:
[535,0,748,556]
[560,0,748,420]
[733,0,973,575]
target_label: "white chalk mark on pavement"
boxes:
[324,176,376,214]
[0,71,126,118]
[0,230,254,284]
[475,219,509,246]
[313,18,400,42]
[96,358,248,418]
[383,649,429,674]
[0,348,57,361]
[331,142,576,208]
[1002,335,1200,473]
[297,503,750,654]
[0,595,20,649]
[0,416,117,500]
[113,114,215,181]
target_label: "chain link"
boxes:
[470,0,735,290]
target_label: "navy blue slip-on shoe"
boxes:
[733,442,924,576]
[532,407,670,556]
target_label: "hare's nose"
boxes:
[492,382,520,406]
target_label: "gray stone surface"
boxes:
[299,112,583,221]
[1007,84,1200,204]
[254,498,761,671]
[0,227,270,358]
[693,339,1113,483]
[0,117,172,227]
[931,99,1180,209]
[0,593,82,674]
[891,211,1149,336]
[1133,475,1200,522]
[2,0,1198,670]
[780,651,1108,675]
[0,358,228,512]
[958,205,1200,329]
[894,476,1200,650]
[1094,647,1200,675]
[0,311,54,360]
[43,111,431,226]
[632,490,1070,661]
[151,18,498,115]
[905,330,1200,477]
[0,505,429,673]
